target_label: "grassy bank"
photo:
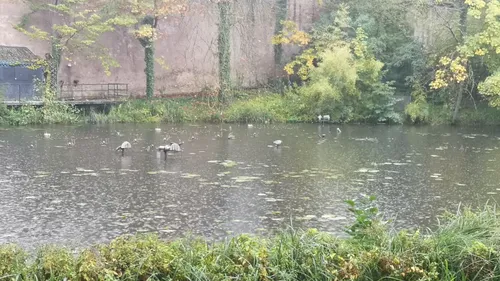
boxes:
[404,103,500,126]
[3,92,500,126]
[2,198,500,281]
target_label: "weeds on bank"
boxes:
[2,196,500,280]
[4,90,500,126]
[0,89,81,126]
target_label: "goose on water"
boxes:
[66,136,76,147]
[157,142,183,159]
[116,141,131,156]
[273,140,282,147]
[337,128,342,134]
[318,114,330,124]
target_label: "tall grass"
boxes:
[101,98,221,124]
[2,202,500,280]
[4,91,500,126]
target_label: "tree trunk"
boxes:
[273,0,287,66]
[274,0,288,95]
[47,0,61,98]
[452,2,468,123]
[218,1,231,103]
[452,86,463,124]
[145,44,155,100]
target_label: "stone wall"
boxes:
[0,0,320,98]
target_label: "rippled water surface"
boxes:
[1,123,500,249]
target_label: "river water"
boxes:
[0,123,499,249]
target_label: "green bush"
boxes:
[405,85,430,124]
[33,246,76,281]
[0,244,27,280]
[6,105,44,126]
[297,43,401,124]
[42,102,81,124]
[2,201,500,280]
[225,94,285,123]
[105,99,220,124]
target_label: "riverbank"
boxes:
[2,91,500,126]
[1,203,499,281]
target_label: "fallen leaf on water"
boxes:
[181,173,201,179]
[220,160,237,168]
[231,176,261,183]
[321,214,346,221]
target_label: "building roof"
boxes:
[0,45,41,67]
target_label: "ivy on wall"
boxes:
[48,37,62,95]
[218,1,231,103]
[137,15,156,100]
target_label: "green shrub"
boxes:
[298,45,401,124]
[0,244,27,280]
[33,246,76,281]
[224,94,287,123]
[2,203,500,281]
[405,86,430,124]
[98,234,176,280]
[105,99,219,123]
[7,105,43,126]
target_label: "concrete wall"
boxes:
[410,2,460,53]
[0,0,320,99]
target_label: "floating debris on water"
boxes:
[321,214,346,221]
[298,215,317,221]
[220,160,237,168]
[262,180,279,185]
[232,176,261,183]
[72,173,98,177]
[181,173,201,178]
[147,170,177,175]
[76,168,94,172]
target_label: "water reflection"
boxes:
[1,123,500,249]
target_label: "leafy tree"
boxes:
[428,0,500,122]
[405,84,431,123]
[427,0,469,123]
[316,0,426,94]
[299,30,400,123]
[16,0,135,94]
[272,6,401,123]
[272,20,312,80]
[120,0,187,99]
